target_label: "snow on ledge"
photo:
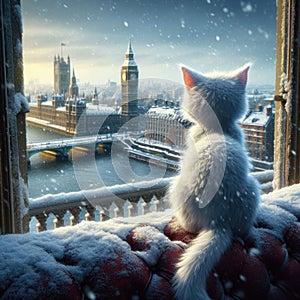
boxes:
[0,185,299,298]
[14,92,29,115]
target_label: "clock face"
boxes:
[130,73,137,80]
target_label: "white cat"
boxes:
[168,65,260,300]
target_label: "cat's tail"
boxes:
[173,228,232,300]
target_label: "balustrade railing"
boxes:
[28,171,274,232]
[29,178,171,232]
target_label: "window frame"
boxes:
[0,0,28,234]
[273,0,300,188]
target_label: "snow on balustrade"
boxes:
[123,200,134,218]
[137,197,148,216]
[28,171,274,232]
[29,196,164,232]
[29,178,171,232]
[108,202,120,219]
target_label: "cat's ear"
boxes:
[181,65,205,88]
[233,64,250,86]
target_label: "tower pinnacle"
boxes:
[123,40,137,67]
[68,68,79,98]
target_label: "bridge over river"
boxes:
[26,134,125,160]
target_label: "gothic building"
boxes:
[121,41,139,117]
[68,69,79,98]
[28,42,142,136]
[54,55,70,96]
[92,87,99,105]
[28,61,121,136]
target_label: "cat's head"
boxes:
[180,64,250,129]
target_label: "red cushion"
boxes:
[1,194,300,299]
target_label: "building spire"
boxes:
[123,39,137,67]
[69,68,79,98]
[126,39,133,57]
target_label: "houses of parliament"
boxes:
[26,41,274,166]
[27,41,140,136]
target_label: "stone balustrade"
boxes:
[28,177,171,232]
[28,171,274,232]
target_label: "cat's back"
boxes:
[172,131,258,232]
[186,123,249,172]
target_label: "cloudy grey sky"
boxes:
[22,0,277,87]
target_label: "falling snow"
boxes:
[241,2,253,13]
[239,274,247,282]
[22,1,277,86]
[180,19,185,28]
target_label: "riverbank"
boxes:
[26,117,74,137]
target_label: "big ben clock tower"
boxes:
[121,40,139,117]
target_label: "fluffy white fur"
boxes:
[168,65,260,300]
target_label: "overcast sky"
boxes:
[22,0,277,87]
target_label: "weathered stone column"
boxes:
[0,0,29,234]
[273,0,300,188]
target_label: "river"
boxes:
[27,125,176,199]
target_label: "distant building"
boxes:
[37,94,48,103]
[68,69,79,98]
[145,100,191,147]
[107,80,117,87]
[52,95,65,108]
[240,103,275,163]
[28,69,121,136]
[54,55,70,96]
[121,40,139,117]
[128,100,191,170]
[92,87,99,106]
[27,42,146,136]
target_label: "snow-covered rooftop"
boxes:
[29,100,52,106]
[147,105,191,126]
[86,103,117,115]
[240,107,273,126]
[148,106,180,117]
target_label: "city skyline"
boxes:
[22,0,277,87]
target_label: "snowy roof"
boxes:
[56,106,66,111]
[147,106,180,117]
[147,105,191,126]
[240,108,273,126]
[86,103,117,115]
[29,100,53,107]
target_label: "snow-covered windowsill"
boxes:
[1,185,300,299]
